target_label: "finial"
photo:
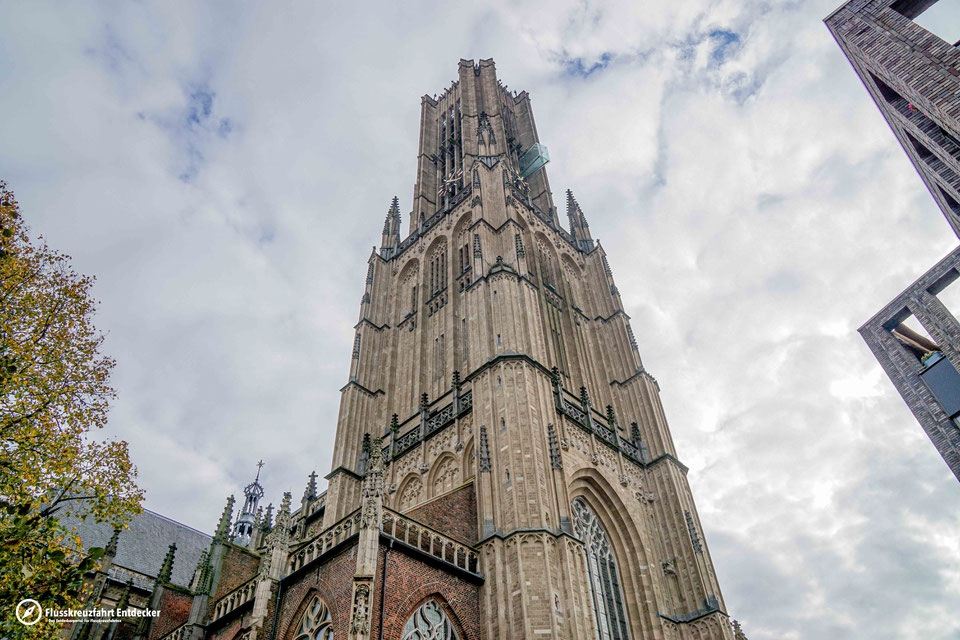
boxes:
[390,413,400,433]
[158,542,177,584]
[420,392,429,409]
[302,471,318,503]
[362,433,372,454]
[280,492,292,514]
[261,503,274,530]
[255,460,264,482]
[105,527,121,558]
[606,405,616,425]
[452,370,461,388]
[579,385,590,407]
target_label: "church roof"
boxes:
[61,506,212,588]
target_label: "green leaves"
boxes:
[0,181,143,637]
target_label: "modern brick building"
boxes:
[826,1,960,481]
[69,59,737,640]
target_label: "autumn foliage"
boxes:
[0,181,143,637]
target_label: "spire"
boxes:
[192,549,208,587]
[235,462,265,546]
[565,189,593,250]
[105,527,121,558]
[214,495,235,544]
[157,543,177,584]
[381,196,402,256]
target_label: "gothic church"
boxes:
[67,59,735,640]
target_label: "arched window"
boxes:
[402,599,458,640]
[572,498,630,640]
[293,596,333,640]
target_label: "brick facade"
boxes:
[826,0,960,236]
[214,545,260,600]
[827,0,960,484]
[148,589,194,640]
[377,545,481,640]
[270,543,357,640]
[405,481,478,544]
[859,247,960,480]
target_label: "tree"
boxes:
[0,181,143,637]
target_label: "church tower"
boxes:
[318,58,735,639]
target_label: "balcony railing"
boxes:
[382,508,480,576]
[212,577,256,621]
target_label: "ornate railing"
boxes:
[213,577,256,621]
[619,438,642,463]
[561,399,586,424]
[289,509,361,573]
[425,403,456,436]
[382,509,480,575]
[107,565,154,590]
[594,423,617,447]
[159,624,187,640]
[391,390,472,459]
[395,427,420,456]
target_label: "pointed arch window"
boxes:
[293,596,333,640]
[572,498,631,640]
[402,599,458,640]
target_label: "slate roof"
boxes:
[60,505,212,588]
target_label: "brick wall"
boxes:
[148,588,194,640]
[207,614,245,640]
[269,543,357,640]
[378,545,480,640]
[405,481,477,544]
[214,545,260,601]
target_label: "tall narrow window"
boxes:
[572,498,631,640]
[402,599,458,640]
[462,318,468,363]
[293,596,334,640]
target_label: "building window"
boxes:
[572,498,631,640]
[402,599,458,640]
[293,596,333,640]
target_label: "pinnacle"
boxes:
[105,527,121,557]
[158,542,177,584]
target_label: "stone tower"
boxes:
[319,58,734,639]
[88,58,737,640]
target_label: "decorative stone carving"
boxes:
[478,425,491,473]
[350,583,371,635]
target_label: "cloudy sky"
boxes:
[4,0,960,638]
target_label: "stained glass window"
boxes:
[402,599,458,640]
[293,596,333,640]
[572,498,631,640]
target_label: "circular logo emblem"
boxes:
[16,599,42,626]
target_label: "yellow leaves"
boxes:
[0,181,143,634]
